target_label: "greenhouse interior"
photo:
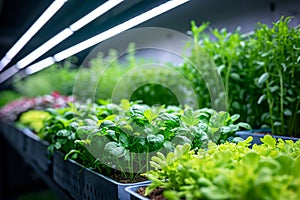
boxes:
[0,0,300,199]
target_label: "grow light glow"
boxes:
[54,0,190,61]
[0,0,189,83]
[25,57,56,75]
[69,0,124,32]
[16,28,73,69]
[0,0,68,71]
[15,0,124,69]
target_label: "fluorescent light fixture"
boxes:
[25,57,56,75]
[0,0,68,71]
[0,66,18,83]
[13,0,124,69]
[0,0,189,83]
[69,0,124,32]
[16,28,73,69]
[54,0,190,61]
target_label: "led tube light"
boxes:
[0,0,68,71]
[15,0,124,69]
[54,0,189,61]
[25,57,56,75]
[16,28,73,69]
[0,0,189,83]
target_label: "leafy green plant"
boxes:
[18,110,51,134]
[183,17,300,136]
[56,99,249,181]
[249,17,300,136]
[144,136,300,200]
[0,90,22,107]
[13,58,77,97]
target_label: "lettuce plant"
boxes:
[144,136,300,200]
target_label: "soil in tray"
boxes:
[136,186,167,200]
[109,170,148,183]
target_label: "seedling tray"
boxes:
[52,151,85,200]
[125,184,150,200]
[83,167,150,200]
[53,151,150,200]
[0,121,26,155]
[23,129,51,172]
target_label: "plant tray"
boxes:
[83,167,150,200]
[125,184,150,200]
[236,129,299,146]
[52,151,85,200]
[52,151,150,200]
[23,129,51,172]
[0,121,26,155]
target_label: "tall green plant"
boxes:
[185,17,300,136]
[250,17,300,136]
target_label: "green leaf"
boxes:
[284,109,292,116]
[163,191,180,200]
[257,94,266,104]
[276,154,293,173]
[120,99,130,111]
[181,108,200,126]
[260,135,276,147]
[209,111,230,128]
[57,129,71,137]
[237,122,251,129]
[230,114,240,122]
[257,72,269,85]
[144,109,159,122]
[242,151,260,167]
[147,134,164,144]
[173,135,192,145]
[104,142,126,158]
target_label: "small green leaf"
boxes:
[120,99,130,111]
[147,134,164,144]
[260,135,276,147]
[144,109,159,122]
[57,129,71,137]
[257,72,269,85]
[284,109,292,116]
[209,111,230,128]
[257,94,266,104]
[230,114,240,122]
[237,122,251,129]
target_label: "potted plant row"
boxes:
[1,96,251,199]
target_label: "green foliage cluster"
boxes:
[0,90,22,107]
[144,136,300,200]
[13,59,77,97]
[74,45,187,105]
[180,17,300,136]
[18,99,249,181]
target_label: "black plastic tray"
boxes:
[53,151,150,200]
[83,167,150,200]
[0,121,26,155]
[23,129,51,172]
[52,151,85,200]
[125,184,150,200]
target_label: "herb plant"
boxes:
[51,99,249,181]
[183,17,300,136]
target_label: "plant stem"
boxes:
[264,66,275,133]
[225,63,232,111]
[277,68,285,134]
